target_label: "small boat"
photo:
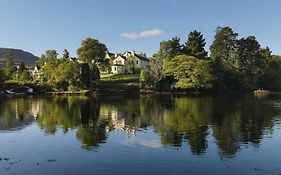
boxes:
[5,89,16,94]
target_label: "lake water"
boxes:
[0,94,281,175]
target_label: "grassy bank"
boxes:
[97,74,140,93]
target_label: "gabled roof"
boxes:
[135,53,149,62]
[115,54,127,60]
[107,52,115,56]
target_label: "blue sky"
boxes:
[0,0,280,57]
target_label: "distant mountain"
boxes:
[0,48,38,66]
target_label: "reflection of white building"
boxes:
[110,107,126,130]
[30,100,41,119]
[110,50,149,74]
[100,106,136,134]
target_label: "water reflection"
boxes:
[0,94,280,156]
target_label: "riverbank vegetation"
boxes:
[141,27,281,92]
[1,26,281,94]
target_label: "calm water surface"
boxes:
[0,94,281,175]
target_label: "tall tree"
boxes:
[81,63,91,88]
[155,37,182,60]
[210,26,238,63]
[259,55,281,89]
[183,30,208,60]
[236,36,267,89]
[140,58,165,89]
[63,49,70,59]
[45,50,58,59]
[77,37,108,66]
[18,62,26,74]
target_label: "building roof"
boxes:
[135,53,149,62]
[107,52,115,56]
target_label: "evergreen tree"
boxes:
[155,37,182,60]
[18,62,26,74]
[45,50,58,59]
[63,49,70,59]
[210,26,238,63]
[183,30,208,60]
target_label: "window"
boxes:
[136,60,139,64]
[114,67,117,71]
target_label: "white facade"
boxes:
[32,66,40,78]
[111,50,149,74]
[112,65,125,74]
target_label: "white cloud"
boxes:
[121,29,164,40]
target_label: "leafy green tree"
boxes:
[183,30,208,60]
[4,54,17,80]
[259,55,281,89]
[236,36,267,89]
[63,49,70,59]
[154,37,182,60]
[211,59,243,90]
[36,54,47,67]
[39,58,60,87]
[18,70,32,82]
[18,63,26,74]
[140,58,165,89]
[210,26,238,63]
[45,50,58,59]
[77,37,108,67]
[54,60,81,91]
[81,63,91,88]
[90,64,100,83]
[0,70,6,82]
[16,62,32,82]
[164,55,213,90]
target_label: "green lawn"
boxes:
[98,74,140,90]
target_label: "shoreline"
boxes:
[1,82,278,97]
[0,89,263,98]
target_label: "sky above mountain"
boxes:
[0,0,280,57]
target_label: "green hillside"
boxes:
[0,48,38,66]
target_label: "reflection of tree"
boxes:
[154,97,211,154]
[0,98,34,130]
[186,126,209,155]
[76,98,108,150]
[0,94,279,156]
[210,95,277,157]
[36,98,81,134]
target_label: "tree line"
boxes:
[1,38,109,91]
[141,26,281,91]
[1,26,281,92]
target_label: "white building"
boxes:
[28,66,40,79]
[111,50,149,74]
